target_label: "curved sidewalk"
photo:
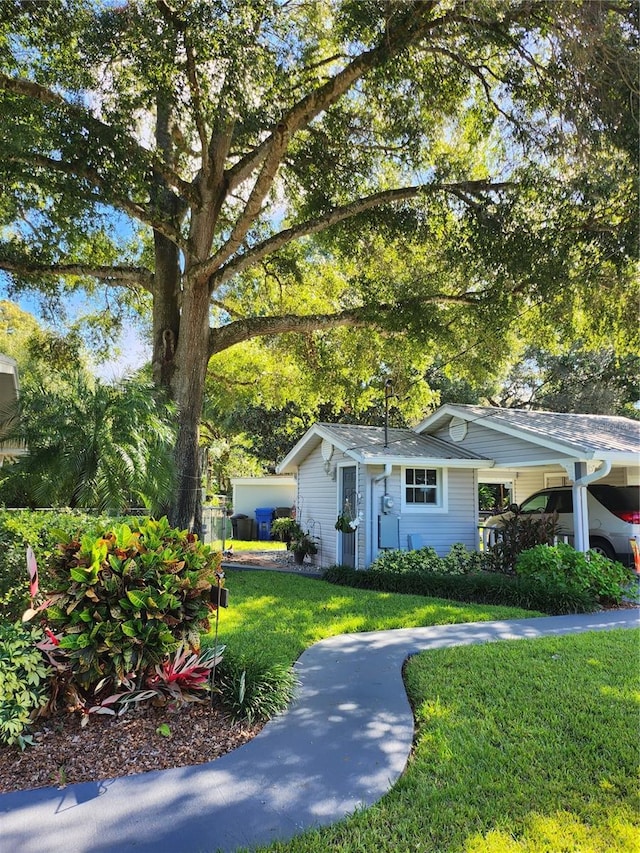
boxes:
[1,609,638,853]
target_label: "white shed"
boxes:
[231,475,297,525]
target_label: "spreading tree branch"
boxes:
[6,151,186,248]
[0,259,154,292]
[0,72,199,205]
[207,180,511,291]
[209,296,478,357]
[206,1,444,281]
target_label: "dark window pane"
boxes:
[554,492,573,513]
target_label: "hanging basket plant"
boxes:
[335,511,359,534]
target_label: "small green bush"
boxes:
[217,652,298,723]
[515,543,634,604]
[0,509,108,622]
[322,565,596,614]
[372,543,489,575]
[270,517,303,544]
[0,622,52,749]
[372,546,441,574]
[41,516,221,696]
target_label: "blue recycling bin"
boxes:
[255,507,275,541]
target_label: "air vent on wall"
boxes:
[448,416,468,442]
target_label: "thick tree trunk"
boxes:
[151,232,181,388]
[168,279,211,531]
[151,91,182,389]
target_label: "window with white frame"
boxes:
[402,467,447,511]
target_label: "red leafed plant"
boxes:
[146,643,225,703]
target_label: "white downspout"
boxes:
[573,460,611,487]
[370,463,392,566]
[570,460,611,553]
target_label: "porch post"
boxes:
[572,462,590,553]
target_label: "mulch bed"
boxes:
[0,698,263,795]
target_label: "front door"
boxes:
[339,466,357,568]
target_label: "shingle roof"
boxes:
[316,423,486,461]
[428,405,640,456]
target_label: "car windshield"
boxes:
[519,493,551,513]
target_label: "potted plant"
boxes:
[271,517,304,548]
[291,532,318,565]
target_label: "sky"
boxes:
[0,272,150,382]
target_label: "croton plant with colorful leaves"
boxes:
[20,517,225,728]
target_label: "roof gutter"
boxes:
[373,463,393,483]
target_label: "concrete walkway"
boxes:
[1,609,638,853]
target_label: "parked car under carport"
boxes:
[484,484,640,564]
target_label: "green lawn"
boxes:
[212,568,542,664]
[210,538,287,552]
[250,627,640,853]
[208,571,638,852]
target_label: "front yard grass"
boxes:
[212,568,543,664]
[251,627,640,853]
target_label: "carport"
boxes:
[416,405,640,555]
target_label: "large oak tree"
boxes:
[0,0,637,528]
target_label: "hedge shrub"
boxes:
[322,565,597,615]
[516,543,634,604]
[372,542,488,575]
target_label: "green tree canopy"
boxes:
[1,0,637,528]
[488,344,640,417]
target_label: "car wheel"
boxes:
[589,537,616,561]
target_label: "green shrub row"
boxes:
[354,540,635,612]
[372,542,487,575]
[516,543,634,604]
[322,565,597,615]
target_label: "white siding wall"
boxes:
[366,465,478,561]
[297,444,342,568]
[512,469,546,503]
[603,468,630,486]
[433,421,570,465]
[511,466,631,503]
